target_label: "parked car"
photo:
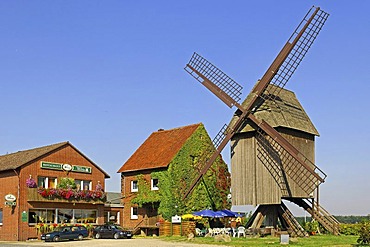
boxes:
[93,224,132,239]
[40,225,89,242]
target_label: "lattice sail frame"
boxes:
[185,52,243,102]
[255,127,327,196]
[262,7,329,101]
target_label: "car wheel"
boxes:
[95,233,101,239]
[78,234,84,241]
[53,236,60,242]
[114,233,120,239]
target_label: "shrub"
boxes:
[303,220,319,235]
[57,177,77,189]
[357,221,370,245]
[340,223,361,235]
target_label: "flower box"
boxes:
[27,188,106,204]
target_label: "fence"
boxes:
[159,221,195,236]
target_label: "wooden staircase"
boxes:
[286,198,340,235]
[280,203,309,237]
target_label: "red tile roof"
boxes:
[117,123,202,173]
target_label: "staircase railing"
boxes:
[131,218,144,235]
[287,198,340,235]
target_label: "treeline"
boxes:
[296,215,370,224]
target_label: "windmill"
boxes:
[183,6,339,236]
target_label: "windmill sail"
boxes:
[185,52,243,108]
[260,7,329,102]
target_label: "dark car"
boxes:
[93,224,132,239]
[40,225,89,242]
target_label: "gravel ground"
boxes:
[0,238,228,247]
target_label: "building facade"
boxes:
[0,142,110,241]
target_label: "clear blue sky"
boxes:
[1,1,369,215]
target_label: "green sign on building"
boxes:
[72,165,92,174]
[40,162,62,170]
[21,211,28,222]
[40,161,92,174]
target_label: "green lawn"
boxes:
[161,235,360,246]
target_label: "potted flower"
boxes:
[26,175,37,188]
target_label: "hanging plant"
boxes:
[26,175,37,188]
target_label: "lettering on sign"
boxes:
[40,161,62,170]
[62,163,72,171]
[40,161,92,174]
[72,165,92,174]
[171,215,182,223]
[5,194,16,202]
[4,201,16,206]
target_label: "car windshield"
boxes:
[111,225,123,230]
[53,227,66,232]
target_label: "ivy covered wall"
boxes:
[131,124,231,221]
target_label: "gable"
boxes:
[0,142,110,178]
[117,123,202,173]
[230,83,319,136]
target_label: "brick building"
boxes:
[117,123,230,235]
[0,142,110,241]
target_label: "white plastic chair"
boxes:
[237,226,246,237]
[195,228,203,236]
[232,228,237,237]
[213,228,221,235]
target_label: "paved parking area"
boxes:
[0,238,226,247]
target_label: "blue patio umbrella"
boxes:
[220,209,242,217]
[193,209,224,218]
[216,210,234,217]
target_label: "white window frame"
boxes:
[0,209,3,225]
[151,178,159,191]
[131,180,138,192]
[38,177,57,189]
[75,180,92,190]
[130,207,138,220]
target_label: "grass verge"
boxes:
[161,234,360,246]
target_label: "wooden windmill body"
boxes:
[183,6,340,236]
[231,85,319,206]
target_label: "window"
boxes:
[0,209,3,225]
[104,211,119,224]
[74,209,97,224]
[38,177,57,189]
[131,180,138,192]
[29,208,97,224]
[131,207,138,220]
[75,180,92,190]
[151,178,159,190]
[57,209,74,224]
[28,209,55,224]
